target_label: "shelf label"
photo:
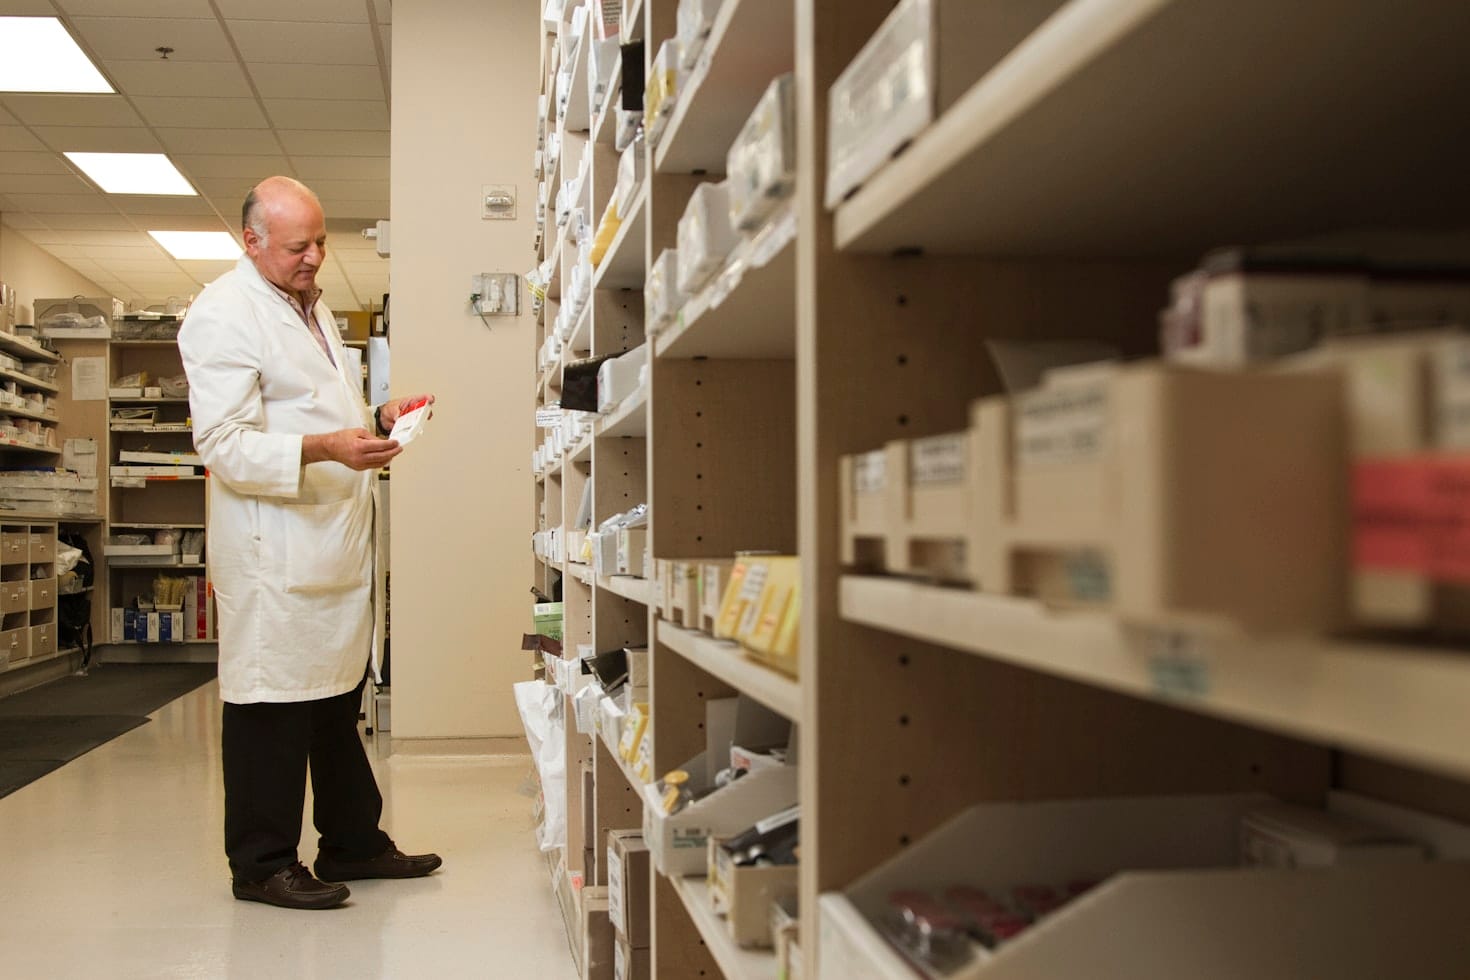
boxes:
[536,408,563,428]
[910,434,966,485]
[1146,630,1211,699]
[1015,380,1108,466]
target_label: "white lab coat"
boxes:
[179,256,381,704]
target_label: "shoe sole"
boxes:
[232,884,350,910]
[314,856,443,882]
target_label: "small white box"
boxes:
[110,607,124,644]
[616,528,648,576]
[676,0,724,68]
[615,140,645,220]
[598,344,649,414]
[676,180,741,295]
[727,74,796,231]
[1240,803,1427,868]
[63,438,98,478]
[645,250,686,333]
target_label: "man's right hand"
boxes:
[302,428,403,470]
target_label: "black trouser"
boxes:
[222,673,392,882]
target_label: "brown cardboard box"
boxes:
[333,310,371,340]
[972,362,1345,631]
[709,839,798,949]
[582,886,616,980]
[606,829,651,948]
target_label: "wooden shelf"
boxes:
[668,876,779,980]
[593,61,622,147]
[1,644,80,676]
[836,0,1470,257]
[0,404,60,424]
[111,476,205,483]
[592,184,646,290]
[110,339,180,348]
[841,575,1470,781]
[596,386,647,439]
[0,440,60,455]
[567,562,593,586]
[597,711,644,790]
[598,573,652,606]
[108,561,206,569]
[0,367,58,394]
[109,522,205,530]
[568,300,591,354]
[110,426,192,434]
[564,30,591,133]
[568,435,592,463]
[0,335,59,363]
[109,397,189,404]
[658,621,800,722]
[655,202,796,360]
[654,0,795,176]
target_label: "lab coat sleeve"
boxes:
[180,300,304,498]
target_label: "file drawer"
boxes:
[1,532,26,564]
[30,623,54,659]
[0,626,28,662]
[0,580,27,615]
[29,577,55,611]
[29,531,53,564]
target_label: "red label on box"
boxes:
[1354,455,1470,583]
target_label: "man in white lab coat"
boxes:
[179,176,440,910]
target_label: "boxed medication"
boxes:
[644,40,682,144]
[614,138,645,219]
[1240,802,1425,868]
[826,0,1065,207]
[971,362,1345,631]
[727,74,796,231]
[598,343,649,414]
[582,886,616,980]
[676,180,741,295]
[606,829,651,947]
[645,249,687,333]
[616,527,648,577]
[675,0,723,68]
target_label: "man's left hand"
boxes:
[379,393,436,431]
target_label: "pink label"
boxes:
[1354,456,1470,583]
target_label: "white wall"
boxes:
[390,0,538,738]
[0,226,106,323]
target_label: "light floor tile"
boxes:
[0,678,577,980]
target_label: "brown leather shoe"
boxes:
[232,862,350,910]
[314,846,443,882]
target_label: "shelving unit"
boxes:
[103,318,215,656]
[528,2,1470,978]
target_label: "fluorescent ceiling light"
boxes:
[65,152,196,196]
[0,18,112,93]
[149,231,242,261]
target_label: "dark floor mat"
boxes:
[0,714,148,798]
[0,663,216,718]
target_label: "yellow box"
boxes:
[619,702,649,762]
[743,557,799,676]
[714,557,760,639]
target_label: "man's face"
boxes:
[244,196,327,296]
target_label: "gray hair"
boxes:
[241,188,270,244]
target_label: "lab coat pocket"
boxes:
[281,495,372,594]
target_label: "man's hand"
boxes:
[302,428,402,470]
[378,393,436,431]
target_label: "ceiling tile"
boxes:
[58,0,215,15]
[265,99,387,131]
[300,178,387,201]
[289,156,388,181]
[276,130,387,157]
[173,155,289,180]
[316,198,389,220]
[229,21,377,66]
[94,257,180,273]
[0,1,54,13]
[0,151,72,175]
[62,244,165,260]
[1,214,48,230]
[155,127,280,155]
[0,127,46,152]
[0,172,92,195]
[31,126,164,152]
[68,17,236,63]
[110,196,218,216]
[25,213,137,231]
[103,60,253,99]
[0,95,144,128]
[193,177,259,202]
[133,97,269,130]
[177,259,237,278]
[58,257,112,279]
[249,63,384,102]
[3,193,110,214]
[215,0,367,22]
[26,229,150,246]
[127,213,232,233]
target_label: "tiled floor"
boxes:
[0,677,578,980]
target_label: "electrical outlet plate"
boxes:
[472,273,520,316]
[483,184,516,220]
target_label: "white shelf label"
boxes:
[910,434,966,485]
[1016,380,1108,466]
[854,450,886,495]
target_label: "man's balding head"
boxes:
[242,176,328,298]
[242,176,323,247]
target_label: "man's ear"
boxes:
[242,228,261,255]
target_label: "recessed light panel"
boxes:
[0,18,112,94]
[65,153,196,196]
[148,231,242,261]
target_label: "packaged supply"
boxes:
[676,0,724,68]
[597,344,648,414]
[644,40,682,144]
[590,197,623,267]
[645,249,686,334]
[825,0,1065,207]
[1240,802,1426,868]
[589,36,621,119]
[676,180,741,295]
[727,74,796,231]
[614,137,645,220]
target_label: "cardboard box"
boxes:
[533,601,564,641]
[62,438,97,478]
[334,310,371,340]
[972,362,1345,631]
[669,561,701,629]
[740,556,800,676]
[826,0,1064,207]
[699,559,735,633]
[1240,802,1426,868]
[582,886,616,980]
[676,180,740,295]
[709,839,799,948]
[607,829,651,947]
[625,646,649,689]
[616,528,648,577]
[614,939,650,980]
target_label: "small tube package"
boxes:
[645,249,687,334]
[644,40,683,144]
[727,74,796,231]
[676,180,741,295]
